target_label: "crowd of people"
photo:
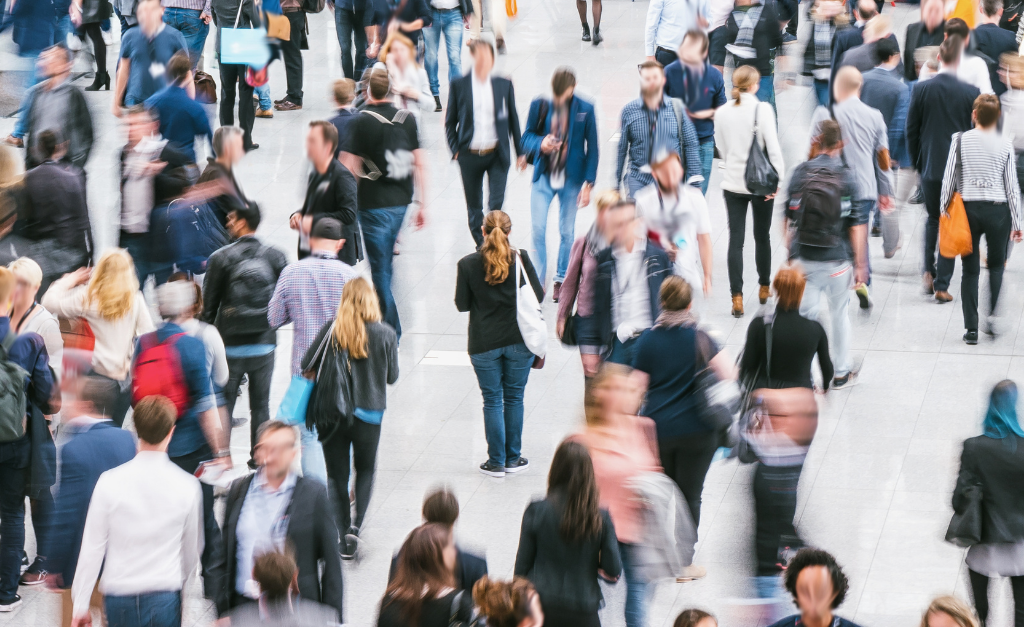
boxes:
[1,0,1024,624]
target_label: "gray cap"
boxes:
[311,217,344,240]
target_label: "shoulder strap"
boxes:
[448,590,465,626]
[0,330,16,361]
[361,109,393,125]
[764,317,774,384]
[955,132,964,193]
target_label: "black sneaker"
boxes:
[478,461,505,477]
[341,528,359,560]
[592,27,603,45]
[832,372,858,389]
[871,224,882,237]
[19,558,46,585]
[434,95,442,112]
[504,458,530,474]
[582,22,591,41]
[909,188,924,205]
[964,330,979,345]
[0,595,21,612]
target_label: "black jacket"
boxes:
[299,159,358,264]
[592,241,672,352]
[19,161,93,258]
[725,2,783,76]
[454,250,543,355]
[906,72,979,181]
[973,23,1018,95]
[218,474,344,620]
[903,20,946,82]
[829,26,901,102]
[201,235,289,347]
[197,158,246,228]
[954,434,1024,544]
[445,74,523,169]
[389,545,488,592]
[739,309,834,390]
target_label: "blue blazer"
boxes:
[592,242,672,352]
[46,421,135,587]
[521,95,599,187]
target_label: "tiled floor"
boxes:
[1,2,1021,626]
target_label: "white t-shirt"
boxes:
[634,182,711,286]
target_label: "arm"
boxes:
[764,1,783,50]
[134,294,156,336]
[644,0,664,57]
[330,169,358,226]
[208,328,229,389]
[614,109,629,187]
[906,88,923,172]
[890,86,910,168]
[25,340,55,413]
[200,252,226,325]
[1004,145,1022,232]
[507,82,523,158]
[520,100,544,161]
[872,117,893,201]
[557,239,585,325]
[75,91,94,166]
[444,83,461,157]
[512,504,537,576]
[454,261,472,312]
[40,277,88,319]
[385,332,399,385]
[412,148,428,226]
[112,58,130,117]
[939,134,959,213]
[598,512,623,579]
[71,478,111,619]
[697,232,713,295]
[738,317,765,382]
[267,273,292,329]
[680,110,702,185]
[815,322,834,388]
[952,443,978,512]
[583,106,599,184]
[316,484,345,619]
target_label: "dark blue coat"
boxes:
[521,94,599,187]
[592,242,672,352]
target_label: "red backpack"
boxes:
[132,332,190,418]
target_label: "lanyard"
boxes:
[15,303,36,333]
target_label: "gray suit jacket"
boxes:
[225,598,340,626]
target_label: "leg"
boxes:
[300,425,328,485]
[359,206,408,339]
[470,348,506,467]
[984,204,1011,316]
[353,10,368,75]
[1009,574,1024,627]
[138,591,183,627]
[592,0,602,30]
[655,48,678,67]
[750,194,774,288]
[218,63,239,127]
[83,23,107,78]
[798,262,826,323]
[499,343,534,465]
[246,352,275,464]
[554,182,581,282]
[442,10,463,84]
[619,542,650,627]
[723,191,750,296]
[960,204,985,331]
[698,140,714,196]
[658,434,717,527]
[823,262,853,377]
[576,0,588,23]
[485,153,510,212]
[530,175,556,285]
[969,569,990,625]
[0,440,28,601]
[350,420,382,529]
[457,153,487,248]
[254,84,272,111]
[236,69,256,149]
[923,179,955,291]
[281,12,305,104]
[30,489,54,565]
[222,357,245,430]
[335,8,355,80]
[169,449,223,602]
[813,79,829,107]
[321,426,354,533]
[423,13,442,96]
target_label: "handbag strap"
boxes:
[764,318,774,386]
[955,131,963,194]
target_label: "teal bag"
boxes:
[277,375,313,426]
[220,0,271,68]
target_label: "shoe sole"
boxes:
[965,338,978,345]
[833,378,859,390]
[478,467,505,478]
[732,311,743,318]
[341,534,359,560]
[18,578,44,586]
[0,600,21,612]
[857,291,870,309]
[504,464,529,474]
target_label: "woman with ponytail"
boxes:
[473,576,544,627]
[513,439,621,627]
[301,276,399,561]
[455,210,544,478]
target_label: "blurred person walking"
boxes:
[219,551,340,626]
[295,121,358,265]
[43,250,155,427]
[272,0,309,112]
[328,80,358,156]
[10,258,63,375]
[836,14,893,74]
[145,51,214,164]
[920,596,980,627]
[22,45,94,171]
[951,380,1024,626]
[380,33,432,120]
[521,66,599,295]
[768,549,861,627]
[75,0,113,91]
[828,0,881,94]
[70,397,203,627]
[196,126,248,227]
[455,211,543,478]
[645,0,709,66]
[945,19,995,94]
[675,609,718,627]
[577,0,603,43]
[219,421,344,619]
[302,277,398,560]
[801,0,849,106]
[724,0,783,109]
[473,577,544,627]
[422,0,467,111]
[513,439,622,627]
[112,0,188,111]
[333,0,376,81]
[714,66,784,317]
[211,0,260,150]
[161,0,212,69]
[903,0,945,83]
[972,0,1017,96]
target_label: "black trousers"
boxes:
[82,22,107,76]
[969,569,1024,627]
[654,47,678,67]
[281,11,305,104]
[658,431,718,527]
[543,607,601,627]
[457,151,509,248]
[170,446,224,600]
[223,351,275,465]
[753,463,803,576]
[961,201,1012,331]
[218,62,255,150]
[322,419,382,534]
[922,177,956,291]
[724,190,773,296]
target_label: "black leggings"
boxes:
[969,569,1024,627]
[81,23,107,75]
[659,431,718,528]
[724,190,774,296]
[322,419,382,534]
[753,463,803,576]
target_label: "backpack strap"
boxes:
[361,110,394,125]
[0,331,17,361]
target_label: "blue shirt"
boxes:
[119,25,188,106]
[664,60,726,143]
[145,84,213,163]
[235,471,297,596]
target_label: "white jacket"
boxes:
[713,92,785,195]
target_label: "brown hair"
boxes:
[920,596,979,627]
[732,65,760,103]
[818,119,843,150]
[674,609,716,627]
[252,550,297,602]
[639,59,664,73]
[940,35,964,65]
[660,275,693,312]
[422,487,460,526]
[773,264,807,312]
[584,363,632,427]
[944,17,970,38]
[548,439,603,541]
[332,78,355,106]
[133,396,176,445]
[473,576,538,627]
[552,66,577,97]
[379,31,415,64]
[481,211,513,285]
[682,29,709,54]
[383,524,455,624]
[309,120,339,155]
[974,93,1001,127]
[468,38,495,57]
[166,50,191,85]
[368,68,390,101]
[982,0,1003,15]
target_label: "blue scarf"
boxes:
[982,382,1024,440]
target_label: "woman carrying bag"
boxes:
[950,380,1024,627]
[455,210,544,479]
[301,276,398,562]
[714,65,784,318]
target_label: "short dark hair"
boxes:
[683,29,709,54]
[659,276,693,312]
[166,51,191,85]
[974,93,1001,126]
[422,487,460,526]
[551,67,577,97]
[133,396,176,445]
[873,37,900,65]
[468,38,495,58]
[940,35,963,65]
[817,119,843,150]
[945,17,970,38]
[982,0,1003,15]
[368,68,390,101]
[309,120,339,155]
[230,201,262,232]
[46,43,73,64]
[674,609,715,627]
[35,130,60,161]
[79,375,117,416]
[639,59,664,73]
[255,420,298,446]
[252,550,297,602]
[333,78,355,106]
[783,548,851,610]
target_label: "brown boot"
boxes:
[731,294,744,318]
[759,285,770,304]
[935,290,953,303]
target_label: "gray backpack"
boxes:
[0,332,28,443]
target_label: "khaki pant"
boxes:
[62,586,105,627]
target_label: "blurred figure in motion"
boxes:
[473,576,545,627]
[513,439,622,627]
[75,0,114,91]
[45,376,135,627]
[22,45,94,171]
[218,550,339,626]
[112,0,188,111]
[145,51,214,164]
[953,380,1024,626]
[379,33,432,121]
[769,548,861,627]
[674,609,717,627]
[196,127,250,227]
[920,596,979,627]
[70,397,203,627]
[9,258,63,374]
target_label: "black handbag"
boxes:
[307,338,355,443]
[560,313,579,346]
[946,484,983,547]
[743,103,779,197]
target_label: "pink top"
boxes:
[575,416,661,544]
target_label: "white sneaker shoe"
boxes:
[102,29,114,45]
[676,564,707,582]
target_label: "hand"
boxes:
[665,243,677,262]
[44,573,64,591]
[111,101,122,118]
[878,195,894,213]
[598,569,618,583]
[855,266,868,285]
[765,191,778,201]
[412,204,427,230]
[645,55,656,62]
[557,318,566,339]
[577,185,591,208]
[1014,230,1023,243]
[367,41,380,58]
[387,20,399,34]
[71,614,92,627]
[289,212,302,230]
[201,10,212,23]
[697,14,709,28]
[516,155,527,171]
[540,134,561,154]
[211,455,233,470]
[66,266,92,287]
[703,273,712,296]
[141,160,167,177]
[453,152,459,160]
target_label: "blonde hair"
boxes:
[88,249,139,321]
[584,363,632,427]
[732,66,760,103]
[379,31,416,65]
[595,190,622,216]
[921,597,978,627]
[482,211,513,285]
[331,277,381,360]
[862,14,891,41]
[9,258,42,289]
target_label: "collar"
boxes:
[472,72,492,87]
[157,321,185,341]
[253,470,298,494]
[310,250,339,260]
[939,64,958,76]
[66,416,110,428]
[145,23,166,40]
[135,450,171,463]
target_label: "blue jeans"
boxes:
[469,342,533,467]
[254,84,271,110]
[300,424,327,485]
[619,542,650,627]
[608,335,640,366]
[530,174,581,284]
[105,591,182,627]
[813,79,829,107]
[56,14,74,46]
[163,8,209,69]
[698,139,714,195]
[334,7,369,80]
[11,65,40,139]
[359,206,408,341]
[0,438,28,599]
[423,8,463,96]
[757,75,776,116]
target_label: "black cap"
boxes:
[311,217,344,240]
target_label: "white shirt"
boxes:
[708,0,733,30]
[431,0,459,8]
[72,451,203,618]
[121,136,168,233]
[713,93,785,195]
[959,52,995,94]
[470,73,498,150]
[385,60,434,122]
[612,237,653,338]
[634,182,711,285]
[235,471,298,597]
[645,0,708,56]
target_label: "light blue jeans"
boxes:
[698,139,714,196]
[619,541,650,627]
[12,64,40,139]
[163,7,209,70]
[799,259,852,377]
[254,84,272,111]
[757,74,777,117]
[530,173,581,284]
[470,342,533,468]
[300,424,327,485]
[423,8,463,96]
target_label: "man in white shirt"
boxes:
[945,18,995,94]
[645,0,709,66]
[71,396,203,627]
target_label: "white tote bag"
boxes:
[514,250,547,359]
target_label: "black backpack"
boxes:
[795,166,845,249]
[220,249,277,336]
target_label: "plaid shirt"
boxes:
[268,252,357,375]
[615,95,702,190]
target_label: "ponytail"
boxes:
[732,65,761,104]
[481,211,513,285]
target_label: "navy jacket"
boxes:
[445,74,523,169]
[973,23,1018,95]
[592,242,672,351]
[906,72,979,181]
[521,94,599,187]
[328,107,358,158]
[46,421,135,587]
[145,84,214,164]
[389,545,488,592]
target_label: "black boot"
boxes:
[592,26,603,45]
[85,71,110,91]
[434,95,442,112]
[582,22,591,41]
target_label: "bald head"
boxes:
[834,66,863,101]
[857,0,878,20]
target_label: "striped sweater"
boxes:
[940,128,1022,231]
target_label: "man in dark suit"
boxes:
[830,0,882,96]
[218,420,343,620]
[906,36,980,301]
[445,38,524,248]
[903,0,946,83]
[973,0,1018,95]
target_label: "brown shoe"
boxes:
[935,290,953,303]
[922,272,934,295]
[552,281,562,303]
[274,100,302,111]
[255,108,274,118]
[758,285,770,304]
[731,294,744,318]
[3,135,23,148]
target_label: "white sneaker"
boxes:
[676,564,707,582]
[101,29,113,45]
